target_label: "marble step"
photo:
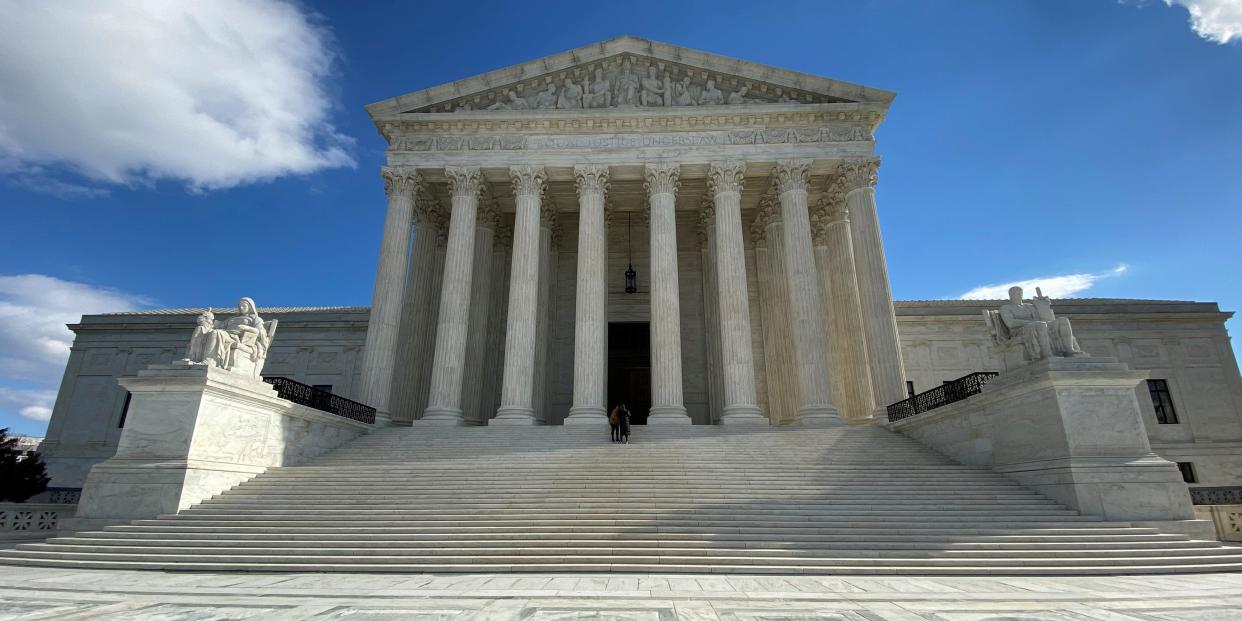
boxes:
[38,536,1218,552]
[7,556,1242,575]
[7,548,1242,568]
[138,517,1106,529]
[197,499,1060,509]
[53,533,1193,546]
[100,524,1159,536]
[20,543,1240,561]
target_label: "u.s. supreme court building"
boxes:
[36,36,1242,505]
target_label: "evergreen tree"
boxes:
[0,428,50,502]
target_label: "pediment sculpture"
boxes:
[184,297,279,378]
[983,286,1086,362]
[437,55,826,113]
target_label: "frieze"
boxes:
[378,109,883,140]
[389,126,871,153]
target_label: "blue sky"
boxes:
[1,0,1239,435]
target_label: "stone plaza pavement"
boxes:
[1,567,1241,620]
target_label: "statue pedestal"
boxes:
[66,364,370,532]
[890,357,1210,539]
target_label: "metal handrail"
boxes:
[887,372,999,422]
[262,377,376,424]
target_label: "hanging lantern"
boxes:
[624,212,638,294]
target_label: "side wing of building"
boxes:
[35,299,1242,489]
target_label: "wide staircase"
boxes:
[5,425,1242,574]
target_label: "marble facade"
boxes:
[32,37,1242,498]
[358,36,903,429]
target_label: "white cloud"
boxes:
[0,0,354,193]
[960,265,1129,300]
[0,275,150,424]
[0,388,56,423]
[1163,0,1242,43]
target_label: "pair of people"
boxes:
[608,404,632,444]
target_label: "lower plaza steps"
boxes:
[5,425,1242,574]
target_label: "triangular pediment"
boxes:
[366,36,894,118]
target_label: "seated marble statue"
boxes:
[184,297,278,378]
[698,79,724,106]
[583,68,612,109]
[984,286,1085,362]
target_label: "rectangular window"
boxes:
[906,381,915,398]
[312,384,333,394]
[1148,379,1179,424]
[1177,462,1196,483]
[118,391,132,428]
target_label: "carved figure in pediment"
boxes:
[454,103,473,112]
[698,79,724,106]
[487,90,529,111]
[533,84,558,110]
[672,77,695,106]
[615,58,640,107]
[583,67,612,109]
[726,85,754,105]
[557,77,583,109]
[641,66,666,107]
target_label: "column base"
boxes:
[416,407,465,426]
[490,407,538,426]
[798,405,845,427]
[648,406,692,425]
[720,405,768,425]
[565,406,608,425]
[372,411,393,427]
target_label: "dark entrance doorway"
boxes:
[607,322,651,425]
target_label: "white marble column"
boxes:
[708,161,766,424]
[644,163,690,424]
[389,185,443,424]
[841,157,907,417]
[773,160,839,424]
[479,222,513,423]
[421,166,483,425]
[413,241,447,420]
[532,208,557,422]
[697,205,724,423]
[567,165,610,424]
[460,195,498,424]
[754,200,797,424]
[493,165,547,425]
[359,166,419,426]
[813,191,876,424]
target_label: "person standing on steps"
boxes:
[618,404,632,444]
[608,405,621,442]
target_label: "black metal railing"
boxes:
[1189,486,1242,505]
[263,377,376,424]
[887,372,1000,422]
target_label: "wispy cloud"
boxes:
[1159,0,1242,43]
[0,0,355,196]
[960,265,1129,300]
[0,274,150,426]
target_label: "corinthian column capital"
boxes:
[839,157,880,192]
[643,163,681,197]
[444,166,484,198]
[707,161,746,196]
[509,165,547,197]
[573,164,610,199]
[382,166,420,199]
[771,159,813,195]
